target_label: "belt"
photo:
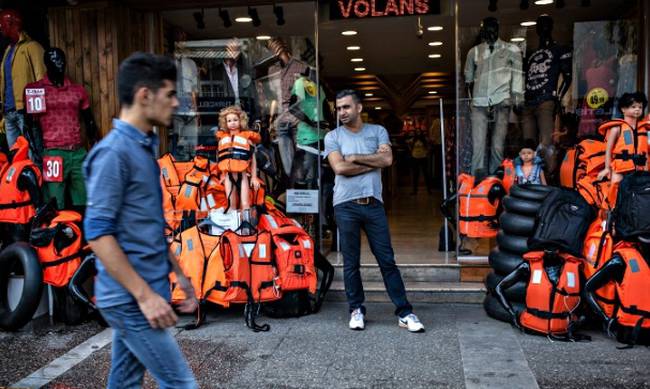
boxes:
[352,197,374,205]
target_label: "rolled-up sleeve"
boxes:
[83,147,127,240]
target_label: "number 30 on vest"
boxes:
[43,155,63,182]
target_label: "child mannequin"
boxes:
[514,139,546,185]
[597,92,648,187]
[216,106,261,220]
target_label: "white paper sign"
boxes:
[286,189,319,214]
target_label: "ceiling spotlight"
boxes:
[248,7,261,27]
[488,0,497,12]
[354,67,366,71]
[428,54,442,59]
[428,41,443,46]
[342,30,357,36]
[193,9,205,30]
[580,0,590,6]
[520,21,537,27]
[351,58,364,62]
[347,46,361,51]
[555,0,565,7]
[374,106,382,110]
[520,0,529,10]
[235,16,253,23]
[219,8,232,28]
[428,90,438,94]
[256,35,271,40]
[511,37,525,42]
[428,26,443,31]
[273,5,285,26]
[534,0,554,4]
[365,93,374,96]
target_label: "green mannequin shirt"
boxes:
[291,76,326,145]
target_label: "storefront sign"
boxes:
[286,189,319,214]
[25,88,46,114]
[330,0,440,19]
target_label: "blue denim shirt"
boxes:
[83,119,170,308]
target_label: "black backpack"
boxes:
[613,171,650,240]
[528,188,595,257]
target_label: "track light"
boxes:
[519,0,529,9]
[555,0,565,8]
[273,5,285,26]
[248,7,261,27]
[488,0,497,12]
[581,0,590,6]
[193,9,205,30]
[219,8,232,28]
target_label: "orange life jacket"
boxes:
[219,230,280,304]
[0,136,42,224]
[258,213,317,293]
[582,218,616,318]
[559,147,584,189]
[0,151,7,177]
[34,211,88,287]
[198,175,228,217]
[576,176,611,211]
[457,174,501,238]
[598,119,649,174]
[499,159,515,194]
[176,156,213,211]
[217,130,260,173]
[519,251,582,336]
[170,226,229,308]
[576,138,607,177]
[614,245,650,331]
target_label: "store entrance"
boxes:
[319,12,455,265]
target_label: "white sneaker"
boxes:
[399,313,425,332]
[349,308,365,330]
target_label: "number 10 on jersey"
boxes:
[25,88,47,114]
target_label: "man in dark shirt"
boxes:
[84,52,198,388]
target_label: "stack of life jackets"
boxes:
[0,136,42,224]
[169,200,317,331]
[519,251,583,337]
[611,244,650,340]
[559,138,606,190]
[31,210,89,287]
[457,173,503,238]
[582,217,617,318]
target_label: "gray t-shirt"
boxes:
[324,123,391,206]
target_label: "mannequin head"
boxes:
[0,9,23,43]
[45,48,66,84]
[536,15,553,44]
[218,105,249,132]
[479,17,499,45]
[224,38,241,68]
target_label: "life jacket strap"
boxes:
[218,149,252,161]
[458,215,498,222]
[525,307,571,320]
[41,249,88,268]
[613,150,647,165]
[0,200,31,210]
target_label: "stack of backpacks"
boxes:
[156,153,333,331]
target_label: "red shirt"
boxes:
[25,76,90,149]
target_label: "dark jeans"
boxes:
[411,157,432,193]
[100,302,198,389]
[334,200,413,317]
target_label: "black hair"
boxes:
[618,92,648,112]
[521,138,537,151]
[335,89,362,104]
[117,52,177,107]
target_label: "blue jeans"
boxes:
[276,121,295,176]
[334,200,413,317]
[4,109,25,149]
[99,302,198,389]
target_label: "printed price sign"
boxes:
[25,88,47,114]
[286,189,319,214]
[43,155,63,182]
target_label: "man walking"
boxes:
[324,89,424,332]
[84,52,198,388]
